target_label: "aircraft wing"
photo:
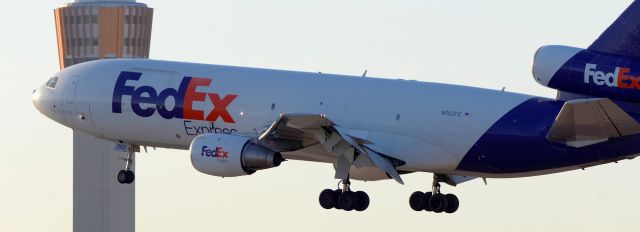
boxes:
[546,98,640,147]
[258,114,405,184]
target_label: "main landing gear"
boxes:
[409,175,460,213]
[318,179,370,211]
[117,145,135,184]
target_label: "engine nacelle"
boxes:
[533,45,640,103]
[190,133,284,177]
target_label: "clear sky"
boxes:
[1,0,638,231]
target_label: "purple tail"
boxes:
[589,1,640,58]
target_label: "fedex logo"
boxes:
[112,72,238,123]
[201,146,229,158]
[584,63,640,90]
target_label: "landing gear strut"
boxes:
[409,174,460,213]
[117,145,135,184]
[319,178,370,211]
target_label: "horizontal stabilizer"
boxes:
[547,98,640,147]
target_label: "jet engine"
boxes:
[533,45,640,103]
[190,133,285,177]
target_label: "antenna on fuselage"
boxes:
[361,69,368,77]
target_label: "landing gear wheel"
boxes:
[444,194,459,214]
[355,191,370,212]
[117,144,136,184]
[410,174,461,213]
[423,192,433,211]
[117,170,128,184]
[319,189,338,209]
[409,191,427,211]
[117,170,134,184]
[126,170,135,184]
[333,189,343,209]
[429,194,449,213]
[322,178,370,211]
[339,191,358,211]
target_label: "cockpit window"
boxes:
[45,77,58,88]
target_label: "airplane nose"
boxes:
[32,88,44,114]
[35,76,69,126]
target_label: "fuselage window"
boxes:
[46,77,59,88]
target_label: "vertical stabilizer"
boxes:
[589,1,640,57]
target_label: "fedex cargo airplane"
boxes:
[33,1,640,213]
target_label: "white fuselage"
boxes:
[34,59,549,176]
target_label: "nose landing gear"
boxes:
[409,174,460,213]
[117,170,134,184]
[117,144,136,184]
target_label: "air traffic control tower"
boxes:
[53,1,153,231]
[54,0,153,68]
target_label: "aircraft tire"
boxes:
[339,191,358,211]
[429,194,448,213]
[117,170,128,184]
[409,191,427,211]
[319,189,338,209]
[355,191,370,211]
[423,192,433,211]
[444,194,459,214]
[126,170,135,184]
[333,189,343,209]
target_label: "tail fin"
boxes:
[589,1,640,57]
[533,1,640,103]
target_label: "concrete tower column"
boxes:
[73,131,134,232]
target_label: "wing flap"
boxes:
[260,114,405,184]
